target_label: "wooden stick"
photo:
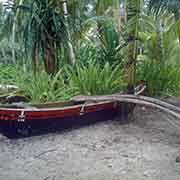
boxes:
[72,94,180,113]
[119,95,180,113]
[72,95,180,120]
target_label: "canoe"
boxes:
[0,100,118,137]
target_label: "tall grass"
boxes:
[0,65,77,103]
[137,60,180,96]
[16,71,77,103]
[0,65,23,84]
[0,62,126,103]
[65,61,126,95]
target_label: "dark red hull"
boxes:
[0,101,118,137]
[0,101,117,122]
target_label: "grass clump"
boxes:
[137,60,180,96]
[0,62,126,103]
[65,61,126,96]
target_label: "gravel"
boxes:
[0,105,180,180]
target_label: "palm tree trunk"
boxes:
[62,0,76,66]
[32,42,39,75]
[174,10,180,43]
[119,2,127,33]
[126,0,141,91]
[12,0,24,64]
[44,40,57,75]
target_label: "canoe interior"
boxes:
[0,100,85,110]
[33,101,84,108]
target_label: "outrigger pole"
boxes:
[72,94,180,121]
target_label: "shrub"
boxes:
[65,61,126,96]
[137,59,180,96]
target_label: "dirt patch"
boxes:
[0,105,180,180]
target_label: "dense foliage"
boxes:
[0,0,179,103]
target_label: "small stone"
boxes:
[122,154,128,158]
[121,170,127,174]
[176,156,180,163]
[143,172,149,177]
[107,164,113,168]
[104,156,112,160]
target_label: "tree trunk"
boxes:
[174,10,180,44]
[62,0,76,66]
[44,40,57,75]
[12,0,24,64]
[32,42,39,75]
[126,39,136,91]
[125,0,141,91]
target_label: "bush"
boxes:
[137,60,180,96]
[0,65,77,103]
[16,71,77,103]
[65,61,126,96]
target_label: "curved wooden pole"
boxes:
[119,95,180,113]
[72,95,180,120]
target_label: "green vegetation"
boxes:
[65,61,126,95]
[0,63,125,103]
[0,0,179,103]
[137,60,180,96]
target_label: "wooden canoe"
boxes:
[0,100,119,137]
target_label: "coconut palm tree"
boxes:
[125,0,143,90]
[12,0,24,64]
[22,0,68,75]
[124,0,180,90]
[139,14,180,65]
[149,0,180,42]
[60,0,76,66]
[0,1,23,64]
[149,0,180,14]
[8,0,80,74]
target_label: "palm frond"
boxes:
[148,0,180,13]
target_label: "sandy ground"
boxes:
[0,103,180,180]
